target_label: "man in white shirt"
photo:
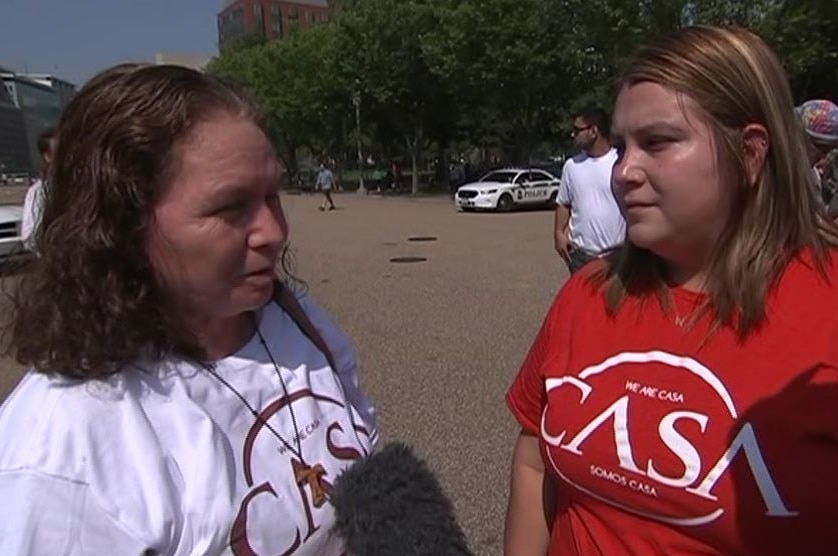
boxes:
[554,107,625,273]
[21,128,56,252]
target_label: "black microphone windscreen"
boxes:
[331,442,474,556]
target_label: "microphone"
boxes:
[331,442,474,556]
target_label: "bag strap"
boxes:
[272,282,338,372]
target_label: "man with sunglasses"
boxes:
[554,106,625,273]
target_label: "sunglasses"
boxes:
[571,124,594,136]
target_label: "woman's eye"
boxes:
[214,200,248,216]
[644,137,673,151]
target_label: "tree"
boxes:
[685,0,769,26]
[423,0,689,163]
[333,0,458,193]
[208,23,350,183]
[756,0,838,101]
[207,0,837,191]
[424,0,569,164]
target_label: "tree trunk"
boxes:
[406,124,424,195]
[276,142,299,188]
[411,152,419,195]
[435,143,449,192]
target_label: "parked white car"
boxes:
[0,205,24,258]
[454,168,560,212]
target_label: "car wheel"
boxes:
[497,193,514,212]
[548,191,558,207]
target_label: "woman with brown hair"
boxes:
[505,26,838,556]
[0,64,378,555]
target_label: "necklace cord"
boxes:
[200,359,305,462]
[255,325,304,462]
[132,294,371,467]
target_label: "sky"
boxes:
[0,0,220,86]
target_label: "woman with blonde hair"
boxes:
[505,25,838,556]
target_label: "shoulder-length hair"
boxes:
[7,63,294,378]
[595,25,838,337]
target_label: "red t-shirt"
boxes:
[507,254,838,555]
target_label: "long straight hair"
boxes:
[595,26,838,336]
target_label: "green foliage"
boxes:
[207,0,838,189]
[424,0,567,161]
[757,0,838,100]
[208,21,349,176]
[332,0,457,191]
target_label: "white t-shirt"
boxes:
[0,294,379,556]
[316,169,335,191]
[21,178,46,252]
[557,149,625,254]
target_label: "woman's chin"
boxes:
[627,224,663,252]
[234,281,275,311]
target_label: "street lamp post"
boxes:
[351,89,366,195]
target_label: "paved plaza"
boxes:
[0,191,568,556]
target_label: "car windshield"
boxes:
[480,171,518,183]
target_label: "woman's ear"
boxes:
[742,124,770,187]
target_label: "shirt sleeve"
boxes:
[506,278,579,434]
[297,294,380,447]
[556,160,573,207]
[20,181,43,252]
[0,469,148,556]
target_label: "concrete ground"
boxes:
[0,190,568,555]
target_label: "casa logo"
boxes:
[231,388,370,555]
[541,351,797,526]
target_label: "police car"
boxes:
[0,205,23,258]
[454,168,560,212]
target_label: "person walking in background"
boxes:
[21,128,56,252]
[506,25,838,556]
[554,107,625,274]
[316,160,337,211]
[390,161,401,191]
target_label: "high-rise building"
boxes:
[23,74,77,109]
[0,67,30,181]
[0,68,76,178]
[218,0,332,48]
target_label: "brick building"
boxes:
[218,0,332,47]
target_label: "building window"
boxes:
[218,5,246,46]
[272,12,282,35]
[253,3,266,35]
